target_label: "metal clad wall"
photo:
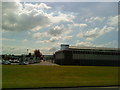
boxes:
[64,51,73,65]
[72,54,119,60]
[54,49,120,66]
[55,52,64,59]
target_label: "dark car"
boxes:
[2,60,11,65]
[19,61,29,65]
[0,60,2,64]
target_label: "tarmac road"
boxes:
[29,61,58,66]
[10,61,58,66]
[2,87,120,90]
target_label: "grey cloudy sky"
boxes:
[1,1,119,55]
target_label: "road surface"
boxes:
[29,61,58,66]
[2,86,119,90]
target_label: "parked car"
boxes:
[0,60,2,64]
[19,61,29,65]
[2,60,11,65]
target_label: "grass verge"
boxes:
[2,65,119,88]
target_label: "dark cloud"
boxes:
[48,25,64,36]
[49,47,58,52]
[2,2,51,31]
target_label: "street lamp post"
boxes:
[27,48,29,55]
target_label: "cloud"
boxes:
[2,2,118,55]
[85,16,118,28]
[32,32,48,39]
[36,36,61,43]
[2,38,16,41]
[85,16,105,23]
[24,3,51,10]
[76,41,95,47]
[36,35,72,44]
[2,45,33,55]
[38,43,61,54]
[74,24,87,27]
[49,36,61,42]
[35,24,73,44]
[48,43,61,53]
[63,36,72,40]
[2,2,51,31]
[39,46,59,54]
[49,47,58,53]
[2,2,75,32]
[76,40,118,48]
[69,23,87,27]
[35,25,72,43]
[49,25,64,36]
[33,33,43,39]
[48,12,75,23]
[97,40,118,48]
[22,39,28,42]
[77,26,114,41]
[107,15,118,26]
[48,25,71,36]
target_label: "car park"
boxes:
[19,61,29,65]
[0,60,2,64]
[2,60,11,65]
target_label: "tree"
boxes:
[34,49,42,58]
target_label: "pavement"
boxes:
[29,61,58,66]
[2,86,120,90]
[10,61,58,66]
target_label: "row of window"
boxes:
[62,50,120,55]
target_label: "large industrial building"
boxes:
[54,44,120,66]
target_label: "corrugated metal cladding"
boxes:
[72,54,119,60]
[54,49,120,66]
[55,52,64,59]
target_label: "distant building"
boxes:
[54,44,120,66]
[43,55,53,60]
[61,44,69,50]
